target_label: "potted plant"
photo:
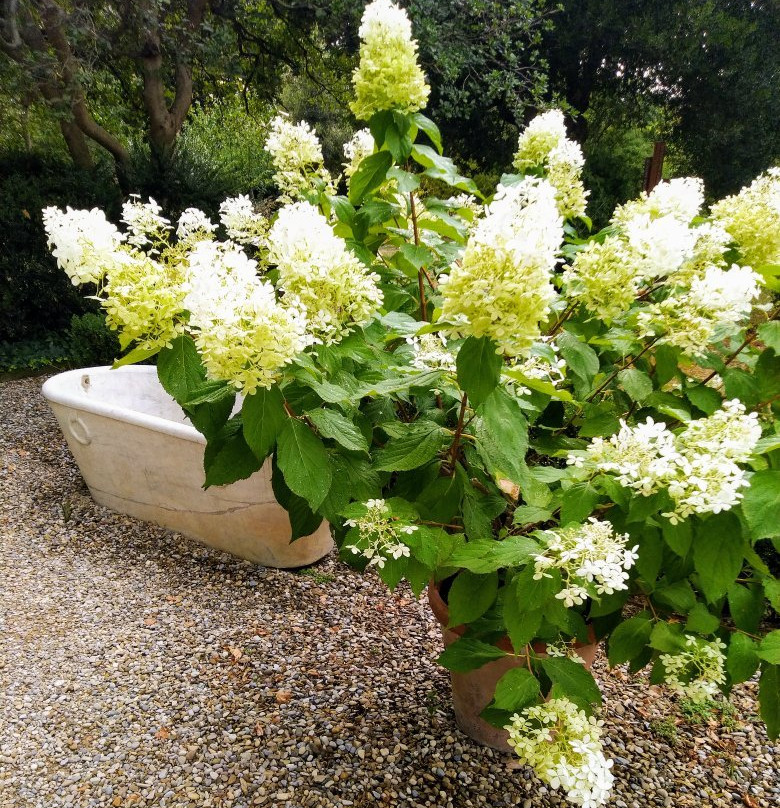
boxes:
[43,1,779,804]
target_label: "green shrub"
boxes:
[0,151,120,342]
[0,332,71,374]
[67,313,121,368]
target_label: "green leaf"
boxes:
[277,418,332,510]
[411,144,480,195]
[765,578,780,611]
[607,615,653,666]
[446,536,539,574]
[411,112,443,154]
[373,423,446,471]
[758,321,780,353]
[759,631,780,664]
[113,344,160,368]
[724,368,760,408]
[693,513,745,603]
[203,426,262,488]
[479,387,529,469]
[456,335,502,406]
[759,664,780,740]
[649,621,686,653]
[540,657,602,712]
[348,150,393,205]
[618,368,653,403]
[306,408,369,453]
[685,602,721,635]
[728,583,764,634]
[437,637,507,673]
[558,331,599,384]
[686,384,722,415]
[756,350,780,402]
[242,386,286,461]
[461,477,506,541]
[157,334,206,404]
[492,668,541,712]
[727,633,760,684]
[754,434,780,455]
[654,579,696,614]
[513,504,554,525]
[662,520,692,557]
[503,368,573,400]
[270,458,323,541]
[503,602,542,652]
[447,570,498,626]
[560,482,601,525]
[742,470,780,540]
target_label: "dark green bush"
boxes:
[0,332,71,374]
[0,151,121,342]
[67,312,121,368]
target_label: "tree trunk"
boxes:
[59,118,95,169]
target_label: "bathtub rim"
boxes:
[41,365,207,446]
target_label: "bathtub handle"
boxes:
[68,416,92,446]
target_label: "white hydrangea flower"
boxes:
[176,207,217,245]
[711,167,780,267]
[265,114,334,202]
[513,110,588,219]
[571,401,762,522]
[637,264,763,355]
[406,333,457,372]
[350,0,430,120]
[440,178,563,358]
[183,240,308,393]
[562,237,639,321]
[622,213,699,281]
[218,195,268,247]
[343,128,375,179]
[672,222,731,284]
[102,252,186,352]
[42,205,126,286]
[660,636,727,704]
[120,196,172,249]
[506,697,614,808]
[533,519,638,605]
[267,201,383,344]
[345,498,418,569]
[612,177,704,227]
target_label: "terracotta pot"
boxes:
[428,581,599,752]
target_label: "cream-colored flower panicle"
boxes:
[120,196,171,249]
[637,263,763,355]
[345,499,417,569]
[343,128,375,179]
[267,201,383,344]
[218,195,268,247]
[513,110,588,219]
[710,167,780,267]
[265,114,333,202]
[350,0,430,120]
[102,253,186,352]
[176,207,217,246]
[569,400,762,523]
[611,177,704,228]
[183,240,308,394]
[506,697,614,807]
[660,636,727,704]
[42,205,125,286]
[440,179,562,358]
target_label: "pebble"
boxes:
[0,374,778,808]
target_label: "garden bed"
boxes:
[1,375,777,808]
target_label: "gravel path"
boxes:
[1,374,778,808]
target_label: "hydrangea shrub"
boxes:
[44,2,780,806]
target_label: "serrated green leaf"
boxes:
[759,664,780,739]
[618,368,653,403]
[758,321,780,353]
[558,331,600,384]
[686,384,723,415]
[742,470,780,540]
[728,583,764,634]
[457,335,502,406]
[446,535,539,574]
[306,408,369,453]
[348,150,393,205]
[560,482,601,525]
[693,513,745,603]
[203,425,262,488]
[727,633,760,684]
[662,520,692,557]
[685,602,721,635]
[437,637,507,672]
[607,615,653,665]
[157,334,206,404]
[277,418,332,510]
[492,668,541,712]
[765,578,780,611]
[540,657,602,712]
[374,424,446,471]
[759,631,780,664]
[242,385,286,461]
[411,112,443,153]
